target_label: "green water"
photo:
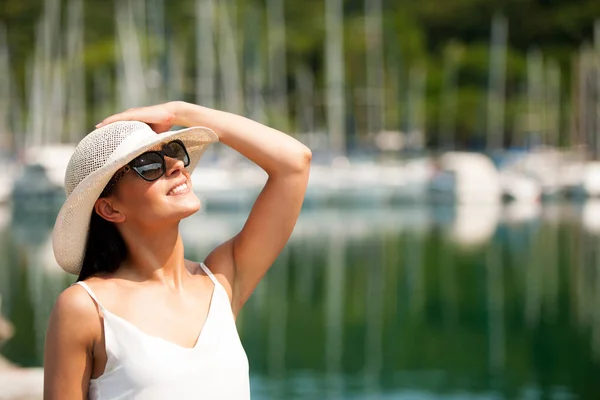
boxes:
[1,203,600,399]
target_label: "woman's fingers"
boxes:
[96,108,135,126]
[96,111,136,128]
[95,105,175,131]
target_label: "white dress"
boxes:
[75,263,250,400]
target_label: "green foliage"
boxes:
[0,0,598,146]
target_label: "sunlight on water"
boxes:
[1,203,599,399]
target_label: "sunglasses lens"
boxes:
[131,153,164,181]
[164,141,190,166]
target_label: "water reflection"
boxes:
[1,202,600,399]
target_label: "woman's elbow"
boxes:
[292,146,312,173]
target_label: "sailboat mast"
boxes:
[196,0,216,108]
[325,0,346,155]
[364,0,384,137]
[486,14,507,151]
[267,0,289,129]
[66,0,85,143]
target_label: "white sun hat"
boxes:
[52,121,218,275]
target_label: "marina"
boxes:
[1,0,600,398]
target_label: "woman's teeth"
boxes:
[168,182,188,195]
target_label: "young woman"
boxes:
[43,101,311,399]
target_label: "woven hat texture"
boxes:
[52,121,218,275]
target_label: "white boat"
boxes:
[306,156,434,207]
[499,169,541,203]
[11,144,74,213]
[22,145,74,189]
[316,158,397,206]
[499,148,566,198]
[569,161,600,198]
[191,163,266,211]
[428,152,502,204]
[389,157,435,203]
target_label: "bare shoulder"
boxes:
[53,284,99,321]
[48,284,101,345]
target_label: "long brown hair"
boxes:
[77,175,128,281]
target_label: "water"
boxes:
[1,202,600,399]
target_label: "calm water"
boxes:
[1,202,600,399]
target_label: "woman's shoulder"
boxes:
[47,284,103,346]
[53,275,123,320]
[54,283,100,318]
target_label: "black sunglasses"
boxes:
[101,140,190,197]
[128,139,190,181]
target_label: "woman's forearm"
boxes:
[173,101,311,176]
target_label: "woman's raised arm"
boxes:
[97,102,312,315]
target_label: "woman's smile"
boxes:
[167,179,190,196]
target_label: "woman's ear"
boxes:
[94,198,126,223]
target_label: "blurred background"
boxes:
[1,0,600,399]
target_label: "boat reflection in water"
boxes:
[1,202,600,399]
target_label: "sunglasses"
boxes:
[101,140,190,197]
[128,139,190,181]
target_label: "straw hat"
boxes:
[52,121,218,275]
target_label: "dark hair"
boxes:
[77,170,128,282]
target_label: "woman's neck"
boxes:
[119,223,189,288]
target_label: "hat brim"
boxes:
[52,126,218,275]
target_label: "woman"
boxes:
[43,101,311,399]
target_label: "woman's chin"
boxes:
[168,192,202,216]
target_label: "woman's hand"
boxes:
[95,102,186,133]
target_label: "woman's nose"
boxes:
[165,156,185,176]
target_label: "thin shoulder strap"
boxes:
[199,262,218,285]
[73,281,106,312]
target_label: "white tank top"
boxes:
[75,263,250,400]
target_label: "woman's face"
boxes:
[108,149,201,229]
